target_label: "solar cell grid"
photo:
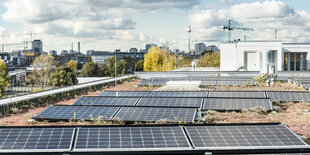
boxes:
[200,80,217,86]
[33,106,119,121]
[203,98,272,111]
[114,107,196,122]
[216,80,256,86]
[138,79,168,86]
[266,92,310,102]
[0,128,74,152]
[185,124,307,149]
[137,97,203,108]
[99,91,153,97]
[208,91,266,98]
[73,97,139,106]
[74,126,191,151]
[152,91,207,97]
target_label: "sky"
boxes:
[0,0,310,54]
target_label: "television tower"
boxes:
[188,25,191,51]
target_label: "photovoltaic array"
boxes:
[74,126,191,151]
[266,92,310,102]
[152,91,207,97]
[99,91,153,97]
[0,128,74,152]
[33,106,119,121]
[1,124,308,154]
[203,98,272,111]
[114,107,196,122]
[137,97,203,108]
[216,80,256,86]
[185,124,307,149]
[73,96,139,106]
[208,91,266,98]
[138,79,168,86]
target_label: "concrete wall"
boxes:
[220,44,237,71]
[220,41,283,71]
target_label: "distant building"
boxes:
[145,43,157,52]
[129,48,137,53]
[194,43,206,55]
[32,40,43,54]
[115,49,121,53]
[49,50,57,56]
[206,45,219,52]
[87,50,145,64]
[61,50,68,55]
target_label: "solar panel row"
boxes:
[73,96,203,108]
[100,91,310,102]
[266,92,310,102]
[99,91,265,98]
[33,106,197,123]
[149,76,254,81]
[0,124,308,153]
[139,79,256,86]
[203,98,273,111]
[138,79,168,86]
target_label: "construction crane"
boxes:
[221,19,253,42]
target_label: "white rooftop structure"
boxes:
[220,40,310,72]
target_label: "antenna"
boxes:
[274,30,278,40]
[187,10,191,51]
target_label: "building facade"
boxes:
[194,43,206,55]
[220,41,310,72]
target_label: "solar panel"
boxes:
[266,92,310,102]
[208,91,266,98]
[114,107,196,122]
[74,126,191,151]
[152,91,207,97]
[200,80,217,86]
[72,97,139,106]
[137,97,203,108]
[0,128,74,152]
[203,98,272,111]
[218,76,254,81]
[216,80,256,86]
[99,91,153,97]
[33,106,119,121]
[138,79,168,86]
[185,124,308,150]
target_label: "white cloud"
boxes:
[1,0,200,52]
[189,1,310,43]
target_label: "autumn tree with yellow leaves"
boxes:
[198,51,220,67]
[143,46,176,71]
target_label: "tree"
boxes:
[26,54,54,89]
[136,60,144,71]
[77,62,83,70]
[106,56,116,77]
[81,57,98,77]
[143,46,175,71]
[67,60,77,74]
[201,50,214,56]
[198,51,220,67]
[116,59,127,75]
[100,63,110,77]
[122,56,135,73]
[0,59,10,97]
[49,66,78,87]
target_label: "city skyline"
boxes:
[1,0,310,53]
